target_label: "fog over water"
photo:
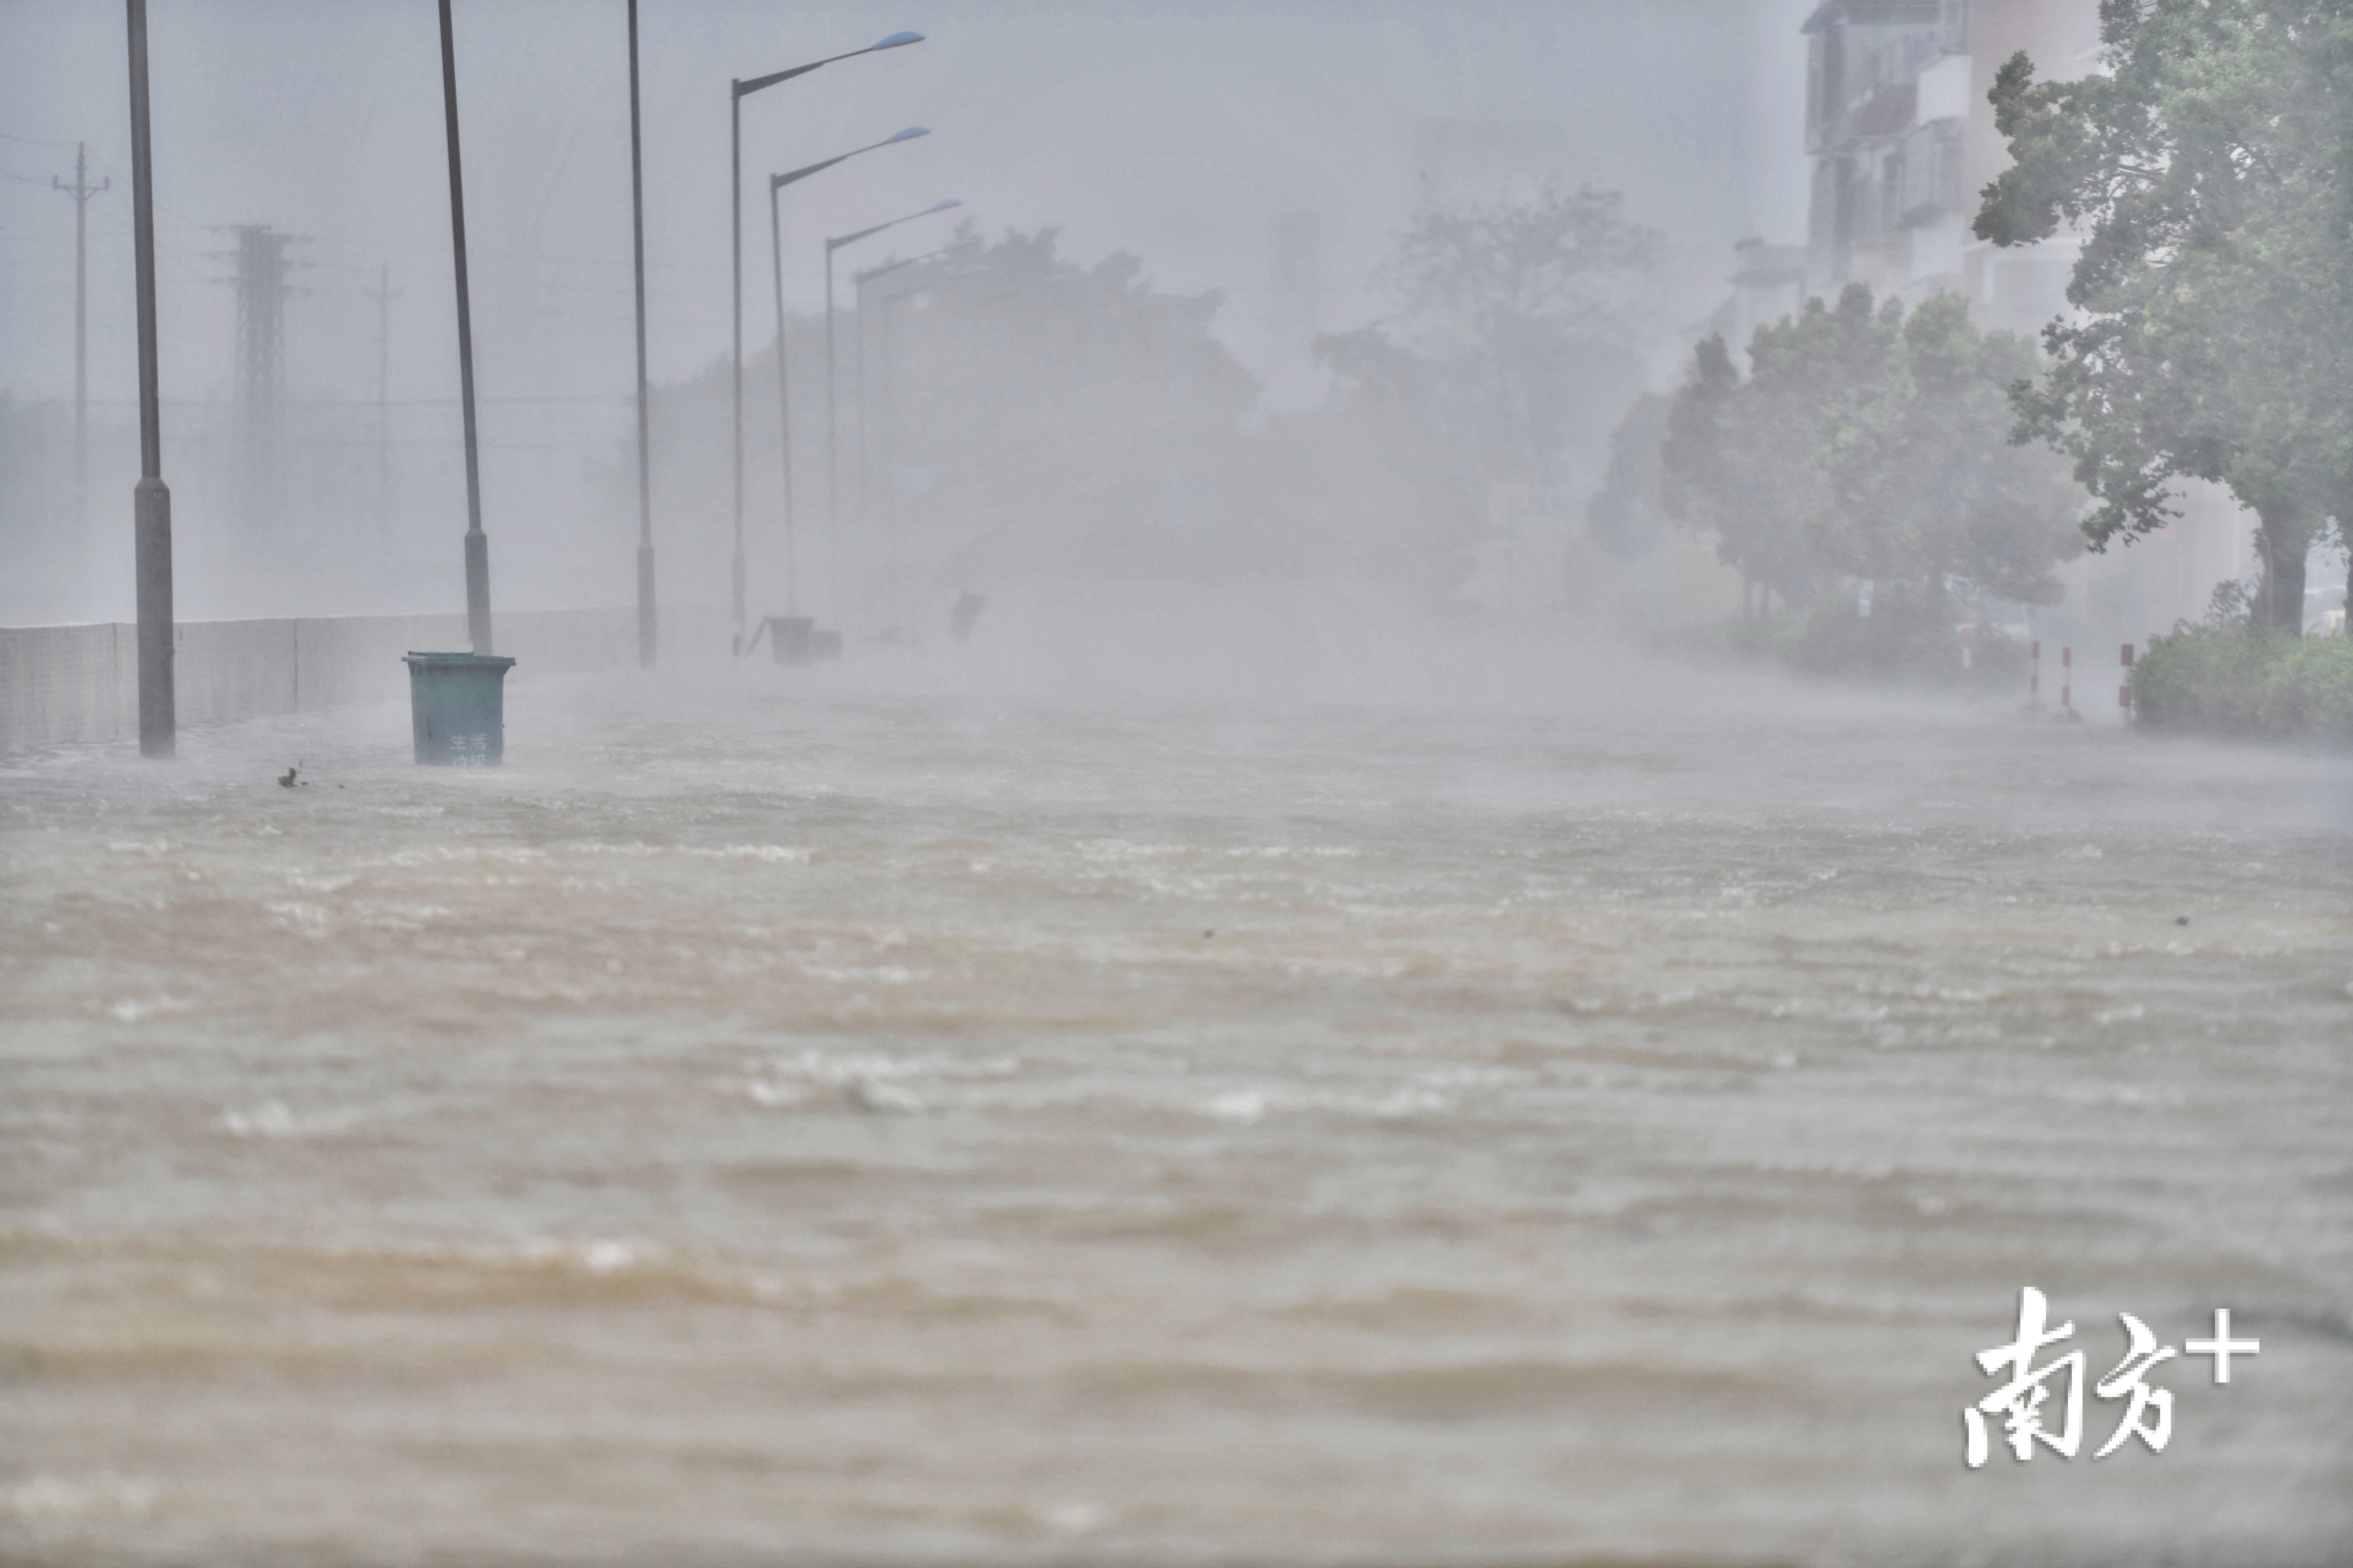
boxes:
[0,0,1810,624]
[5,1,2353,1563]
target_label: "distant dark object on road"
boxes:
[278,765,300,788]
[951,591,989,644]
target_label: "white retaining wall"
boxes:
[0,608,636,753]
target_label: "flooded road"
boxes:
[5,642,2351,1566]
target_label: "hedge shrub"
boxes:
[2132,630,2353,742]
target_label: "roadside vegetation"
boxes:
[1979,0,2352,637]
[2135,586,2353,742]
[1592,284,2079,686]
[1593,0,2352,713]
[626,185,1664,605]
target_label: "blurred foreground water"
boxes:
[5,624,2351,1566]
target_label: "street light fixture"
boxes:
[824,198,959,629]
[763,130,930,620]
[728,31,923,643]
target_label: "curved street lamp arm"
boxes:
[772,152,853,191]
[737,31,924,99]
[857,233,982,288]
[772,128,929,193]
[829,199,961,256]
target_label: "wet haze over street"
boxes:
[6,620,2350,1565]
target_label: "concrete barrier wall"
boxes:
[0,608,635,753]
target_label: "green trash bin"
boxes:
[404,651,516,766]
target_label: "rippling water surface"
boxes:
[5,643,2351,1566]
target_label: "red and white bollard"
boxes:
[2061,646,2074,717]
[2120,643,2135,718]
[1961,624,1975,695]
[2030,639,2041,705]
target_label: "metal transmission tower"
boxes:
[364,263,402,539]
[216,223,303,537]
[51,144,108,521]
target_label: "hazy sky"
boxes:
[2,0,1815,425]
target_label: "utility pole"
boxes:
[365,262,401,539]
[124,0,173,757]
[52,144,108,523]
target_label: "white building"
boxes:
[1798,0,2100,331]
[1703,0,2333,651]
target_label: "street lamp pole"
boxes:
[760,131,930,628]
[823,199,957,631]
[730,82,745,637]
[627,0,654,666]
[767,174,798,615]
[728,30,922,647]
[854,245,948,515]
[124,0,172,758]
[861,238,978,513]
[854,261,895,515]
[438,0,492,655]
[852,238,977,628]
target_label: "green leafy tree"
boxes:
[1817,296,2084,611]
[1977,0,2353,633]
[1660,284,1899,610]
[1659,287,2079,627]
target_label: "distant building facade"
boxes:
[1710,0,2103,345]
[1798,0,2099,333]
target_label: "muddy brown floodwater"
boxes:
[4,650,2351,1566]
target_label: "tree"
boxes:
[890,229,1261,581]
[1659,287,2080,625]
[1371,183,1663,508]
[623,227,1266,608]
[1587,392,1670,562]
[1977,0,2353,633]
[1660,284,1900,610]
[1816,296,2083,611]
